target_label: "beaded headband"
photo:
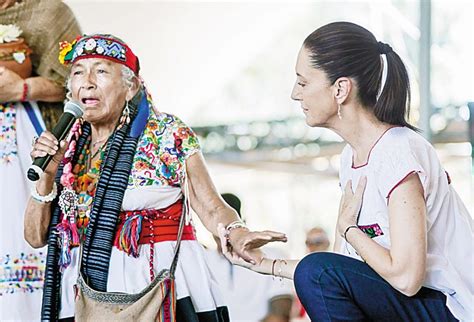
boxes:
[59,35,140,75]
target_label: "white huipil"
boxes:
[59,111,226,319]
[338,127,473,321]
[0,102,46,321]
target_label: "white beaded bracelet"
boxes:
[224,220,248,245]
[225,220,247,232]
[31,182,58,203]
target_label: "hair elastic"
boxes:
[376,54,388,101]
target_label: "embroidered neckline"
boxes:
[351,126,401,169]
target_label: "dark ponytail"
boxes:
[303,22,416,130]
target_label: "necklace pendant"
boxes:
[59,187,79,216]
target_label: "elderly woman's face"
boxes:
[70,58,129,126]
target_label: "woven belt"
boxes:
[113,199,195,279]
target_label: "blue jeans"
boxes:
[294,252,457,322]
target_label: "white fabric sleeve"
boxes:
[373,149,426,201]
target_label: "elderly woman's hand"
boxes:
[30,131,67,176]
[217,223,266,270]
[219,223,287,264]
[337,176,367,237]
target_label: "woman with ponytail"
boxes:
[220,22,472,321]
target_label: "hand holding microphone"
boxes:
[27,101,83,181]
[29,131,68,178]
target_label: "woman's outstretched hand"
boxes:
[337,176,367,236]
[217,223,268,270]
[222,223,287,264]
[217,223,284,267]
[218,224,298,280]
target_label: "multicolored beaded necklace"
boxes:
[57,120,110,270]
[74,135,108,239]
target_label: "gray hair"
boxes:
[65,65,136,101]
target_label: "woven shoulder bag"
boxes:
[74,205,185,322]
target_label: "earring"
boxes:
[118,101,130,129]
[122,100,131,125]
[337,104,342,120]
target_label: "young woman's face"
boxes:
[70,58,129,126]
[291,46,338,127]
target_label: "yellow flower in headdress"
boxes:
[58,38,78,65]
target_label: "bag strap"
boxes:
[78,242,86,283]
[169,200,186,278]
[169,164,192,278]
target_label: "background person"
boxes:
[304,227,330,253]
[291,226,331,321]
[0,0,80,320]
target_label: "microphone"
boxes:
[27,101,84,182]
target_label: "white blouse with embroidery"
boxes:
[59,111,225,318]
[338,127,473,321]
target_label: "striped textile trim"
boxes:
[81,131,139,291]
[158,279,176,322]
[41,167,65,319]
[23,101,44,136]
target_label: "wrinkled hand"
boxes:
[218,223,287,264]
[217,224,266,269]
[337,176,367,236]
[0,67,24,103]
[30,131,67,176]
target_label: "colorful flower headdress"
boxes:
[59,34,140,74]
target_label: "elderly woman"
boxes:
[24,34,286,321]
